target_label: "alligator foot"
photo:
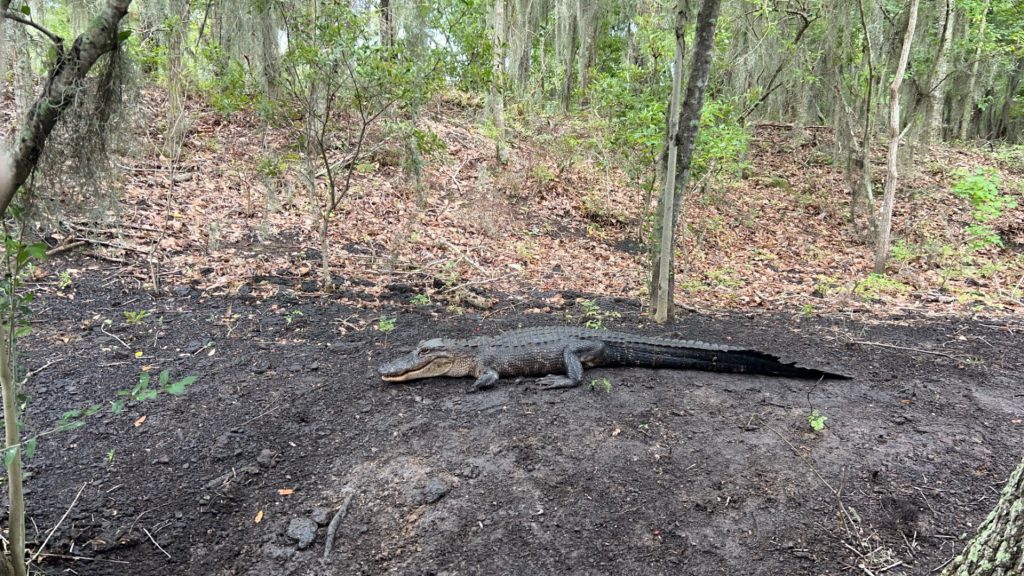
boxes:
[536,375,579,390]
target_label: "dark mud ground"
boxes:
[10,263,1024,576]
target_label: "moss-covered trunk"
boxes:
[941,456,1024,576]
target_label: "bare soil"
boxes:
[14,263,1023,576]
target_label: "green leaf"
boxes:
[58,420,85,433]
[118,29,132,42]
[111,399,125,414]
[25,243,48,261]
[60,408,81,421]
[20,4,30,15]
[3,446,17,468]
[158,370,169,387]
[24,438,37,459]
[84,404,101,417]
[165,375,196,396]
[138,389,159,402]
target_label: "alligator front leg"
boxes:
[469,367,500,393]
[536,341,604,390]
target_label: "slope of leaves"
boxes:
[49,93,1024,318]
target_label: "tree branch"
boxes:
[0,0,134,218]
[3,10,64,45]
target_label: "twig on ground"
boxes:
[99,321,131,350]
[45,240,87,257]
[323,491,355,559]
[24,358,62,379]
[29,483,88,565]
[30,553,130,564]
[143,527,172,559]
[848,340,959,360]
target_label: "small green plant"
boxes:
[589,377,613,394]
[575,298,621,330]
[532,164,555,183]
[440,261,461,290]
[889,240,914,264]
[800,303,815,317]
[112,370,197,414]
[106,448,116,464]
[854,274,911,301]
[410,293,430,306]
[284,309,304,325]
[807,409,827,432]
[123,309,150,325]
[377,316,397,333]
[951,168,1018,250]
[57,270,73,290]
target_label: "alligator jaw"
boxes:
[378,353,455,382]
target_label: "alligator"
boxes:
[378,326,849,391]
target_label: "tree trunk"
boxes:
[165,0,192,158]
[993,57,1024,141]
[873,0,919,273]
[925,0,954,144]
[0,0,134,216]
[651,1,686,323]
[850,0,876,237]
[379,0,394,48]
[489,0,508,162]
[941,456,1024,576]
[958,0,989,141]
[650,0,721,323]
[556,0,578,111]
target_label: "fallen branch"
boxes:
[323,491,355,559]
[45,240,87,257]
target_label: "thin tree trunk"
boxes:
[651,0,721,323]
[489,0,508,162]
[851,0,876,236]
[1,324,25,576]
[165,0,192,158]
[941,456,1024,576]
[651,1,686,323]
[380,0,394,48]
[958,0,989,141]
[925,0,954,144]
[873,0,919,273]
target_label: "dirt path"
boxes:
[17,266,1024,575]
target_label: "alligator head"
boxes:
[378,338,476,382]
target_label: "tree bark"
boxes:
[925,0,954,144]
[651,0,686,323]
[873,0,919,273]
[941,456,1024,576]
[489,0,508,162]
[958,0,989,141]
[650,0,721,323]
[380,0,394,48]
[0,0,134,217]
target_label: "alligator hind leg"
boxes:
[537,341,604,390]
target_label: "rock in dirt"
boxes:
[311,507,332,526]
[257,448,278,468]
[286,517,318,549]
[416,477,452,505]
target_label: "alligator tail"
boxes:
[605,343,850,380]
